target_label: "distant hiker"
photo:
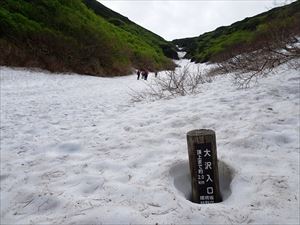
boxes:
[144,69,149,80]
[155,71,158,78]
[137,70,141,80]
[141,69,146,80]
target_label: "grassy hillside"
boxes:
[83,0,178,60]
[173,1,300,63]
[0,0,176,76]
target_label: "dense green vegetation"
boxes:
[0,0,176,76]
[173,1,300,63]
[83,0,178,60]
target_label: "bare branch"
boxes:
[130,64,211,101]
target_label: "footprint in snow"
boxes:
[58,142,81,153]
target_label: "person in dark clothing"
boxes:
[137,70,141,80]
[141,69,146,80]
[144,70,149,80]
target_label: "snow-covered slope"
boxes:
[0,61,299,224]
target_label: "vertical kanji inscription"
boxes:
[187,129,222,204]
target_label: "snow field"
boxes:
[0,62,299,224]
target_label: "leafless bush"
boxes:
[130,64,212,102]
[205,65,227,77]
[213,20,300,88]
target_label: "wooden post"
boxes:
[187,129,222,204]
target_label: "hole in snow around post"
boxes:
[169,160,233,203]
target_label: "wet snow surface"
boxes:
[1,60,299,224]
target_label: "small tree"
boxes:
[130,64,212,102]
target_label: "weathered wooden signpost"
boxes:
[187,129,222,204]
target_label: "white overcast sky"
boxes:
[98,0,295,41]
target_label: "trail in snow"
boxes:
[0,60,299,224]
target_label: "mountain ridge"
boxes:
[0,0,177,76]
[83,0,179,60]
[172,1,300,63]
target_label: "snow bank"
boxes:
[0,62,299,224]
